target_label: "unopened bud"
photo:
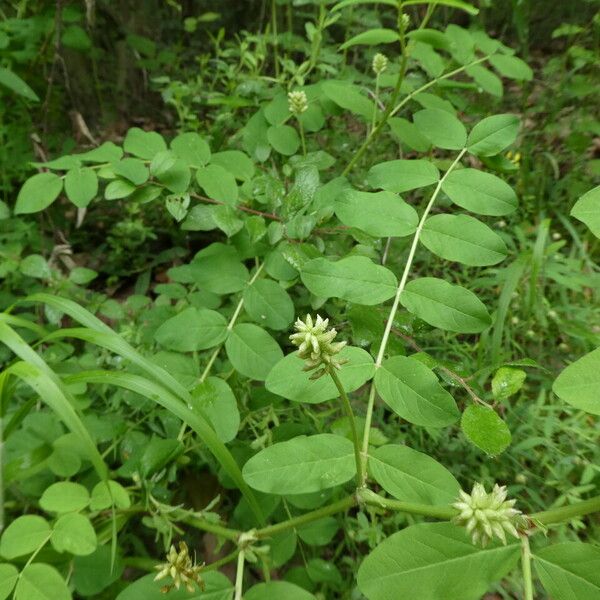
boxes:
[372,53,388,76]
[288,90,308,115]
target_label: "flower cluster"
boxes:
[288,90,308,115]
[453,483,526,546]
[154,542,204,593]
[372,53,388,76]
[290,314,347,378]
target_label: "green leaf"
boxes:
[369,444,460,505]
[298,517,339,546]
[14,564,71,600]
[367,159,439,193]
[332,0,398,12]
[196,164,238,203]
[571,185,600,239]
[20,254,52,279]
[116,571,233,600]
[358,523,519,600]
[403,0,478,14]
[388,117,432,152]
[15,173,63,214]
[267,124,300,156]
[69,267,98,285]
[210,150,255,181]
[421,214,508,266]
[62,25,92,50]
[340,28,399,50]
[413,108,467,150]
[243,434,356,494]
[0,515,51,559]
[400,277,491,333]
[374,356,459,427]
[78,142,123,163]
[442,168,518,216]
[534,543,600,600]
[244,279,294,331]
[104,179,136,200]
[322,81,375,120]
[225,323,283,381]
[0,67,39,101]
[335,190,418,237]
[266,346,375,403]
[467,114,520,156]
[112,158,149,185]
[553,347,600,415]
[301,256,397,305]
[171,132,211,167]
[489,54,533,81]
[40,481,90,513]
[466,64,503,97]
[0,564,19,600]
[156,159,190,194]
[154,307,228,352]
[191,377,240,443]
[73,546,124,596]
[123,127,167,159]
[491,367,526,400]
[64,167,98,207]
[245,581,317,600]
[90,481,131,511]
[461,404,511,456]
[51,513,97,556]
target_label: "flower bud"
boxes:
[288,90,308,116]
[453,483,526,547]
[400,13,410,31]
[154,542,205,593]
[372,53,388,76]
[290,314,347,379]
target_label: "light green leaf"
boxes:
[298,517,339,546]
[40,481,90,513]
[19,254,52,279]
[388,117,432,152]
[369,444,460,505]
[69,267,97,285]
[491,367,526,400]
[0,564,19,600]
[154,307,228,352]
[90,481,131,511]
[340,28,399,49]
[210,150,255,181]
[171,132,211,167]
[442,168,518,216]
[367,159,439,193]
[413,108,467,150]
[374,356,459,427]
[332,0,398,12]
[322,81,375,120]
[196,164,238,204]
[0,67,39,101]
[191,376,240,443]
[243,434,356,494]
[403,0,478,14]
[73,546,124,597]
[0,515,51,559]
[51,513,97,556]
[461,404,511,456]
[245,581,317,600]
[123,127,167,159]
[467,114,520,156]
[466,64,503,97]
[489,54,533,81]
[335,190,418,237]
[571,185,600,239]
[301,256,397,305]
[64,168,98,207]
[401,277,491,333]
[534,543,600,600]
[358,523,519,600]
[78,142,123,163]
[267,124,300,156]
[15,173,63,214]
[15,564,71,600]
[104,179,136,200]
[112,158,149,185]
[225,323,283,381]
[421,214,508,266]
[266,346,375,404]
[553,347,600,415]
[244,279,294,331]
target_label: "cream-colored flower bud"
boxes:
[400,13,410,30]
[290,314,347,378]
[372,53,388,76]
[154,542,205,593]
[453,483,526,547]
[288,90,308,115]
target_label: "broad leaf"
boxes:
[301,256,397,305]
[0,564,19,600]
[322,81,375,120]
[0,66,39,101]
[171,132,211,167]
[489,54,533,81]
[196,164,238,203]
[64,168,98,208]
[0,515,51,559]
[367,159,439,193]
[413,108,467,150]
[191,377,240,443]
[15,173,63,214]
[123,127,167,159]
[243,279,295,331]
[467,114,520,156]
[51,513,97,556]
[14,564,71,600]
[340,28,399,50]
[243,434,356,494]
[571,185,600,239]
[400,277,491,333]
[245,582,316,600]
[374,356,459,427]
[553,347,600,415]
[461,405,511,456]
[40,481,90,513]
[267,124,300,156]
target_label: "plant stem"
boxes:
[520,534,534,600]
[184,516,241,541]
[234,550,245,600]
[359,148,468,485]
[531,493,600,525]
[371,74,380,135]
[271,0,279,78]
[298,118,307,157]
[359,489,457,520]
[329,369,362,486]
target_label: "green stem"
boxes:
[371,75,380,135]
[298,118,307,157]
[234,550,245,600]
[531,493,600,525]
[271,0,279,78]
[329,369,362,486]
[521,534,534,600]
[359,148,468,485]
[359,489,457,520]
[184,516,241,541]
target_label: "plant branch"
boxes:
[358,489,457,520]
[531,494,600,525]
[520,534,534,600]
